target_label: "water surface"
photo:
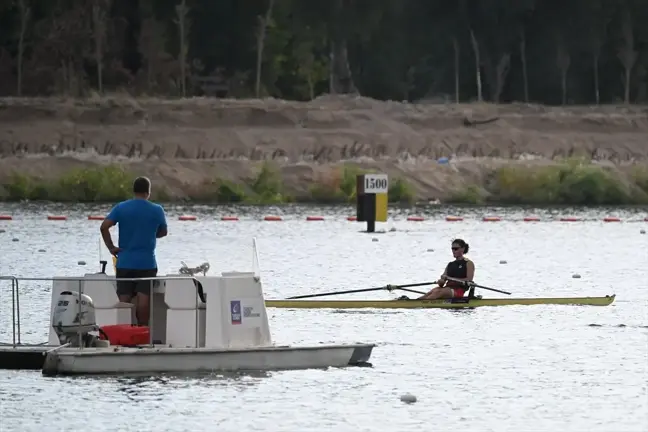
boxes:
[0,203,646,432]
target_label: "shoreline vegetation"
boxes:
[2,160,648,206]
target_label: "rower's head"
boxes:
[451,239,469,258]
[133,176,151,200]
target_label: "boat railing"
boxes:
[0,274,206,350]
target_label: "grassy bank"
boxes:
[0,162,416,205]
[2,160,647,205]
[447,159,648,205]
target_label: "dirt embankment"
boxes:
[0,95,647,200]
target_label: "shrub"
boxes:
[248,161,286,204]
[308,170,346,203]
[2,165,134,202]
[339,165,369,201]
[446,184,484,204]
[53,165,132,202]
[4,173,49,201]
[490,162,634,205]
[189,178,247,203]
[388,177,415,204]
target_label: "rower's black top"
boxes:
[445,257,470,287]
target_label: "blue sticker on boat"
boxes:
[230,300,242,324]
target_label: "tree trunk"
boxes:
[624,67,632,104]
[175,0,190,97]
[329,0,357,95]
[17,0,30,97]
[593,54,600,105]
[617,6,637,105]
[494,53,511,103]
[520,29,528,103]
[329,48,334,94]
[453,37,460,103]
[555,33,571,106]
[255,0,275,98]
[92,0,108,93]
[469,29,482,102]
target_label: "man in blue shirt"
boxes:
[100,176,167,326]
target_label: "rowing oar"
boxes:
[286,282,433,300]
[444,276,512,295]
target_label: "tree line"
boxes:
[1,0,647,105]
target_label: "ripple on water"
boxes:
[0,203,647,432]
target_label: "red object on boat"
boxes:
[99,324,150,346]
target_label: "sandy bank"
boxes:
[1,95,647,201]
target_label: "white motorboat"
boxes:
[2,240,375,375]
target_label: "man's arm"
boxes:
[100,205,120,252]
[156,205,168,238]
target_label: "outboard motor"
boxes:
[52,290,101,347]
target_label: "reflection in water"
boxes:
[61,370,273,403]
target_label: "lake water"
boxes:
[0,203,647,432]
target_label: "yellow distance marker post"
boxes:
[356,173,388,233]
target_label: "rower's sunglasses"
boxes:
[451,246,460,250]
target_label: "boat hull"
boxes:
[265,295,616,309]
[42,343,374,376]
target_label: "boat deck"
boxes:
[0,344,56,370]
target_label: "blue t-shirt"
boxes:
[106,199,167,270]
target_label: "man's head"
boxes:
[133,176,151,199]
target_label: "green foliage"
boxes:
[388,177,415,204]
[4,173,49,201]
[2,165,134,202]
[489,162,638,205]
[189,178,248,203]
[446,185,485,205]
[339,165,370,201]
[630,166,648,195]
[216,181,247,203]
[248,161,287,204]
[304,165,373,203]
[4,0,648,103]
[54,165,132,202]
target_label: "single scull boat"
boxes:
[265,295,616,309]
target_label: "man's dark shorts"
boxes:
[115,268,158,298]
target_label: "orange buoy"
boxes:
[0,215,13,221]
[264,215,282,221]
[523,216,541,222]
[559,217,581,222]
[482,216,501,222]
[347,216,357,221]
[306,216,324,221]
[407,216,424,222]
[445,216,464,222]
[178,215,197,221]
[221,216,239,221]
[87,215,104,221]
[47,215,67,221]
[603,217,621,222]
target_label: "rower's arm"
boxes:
[466,260,475,282]
[437,266,449,286]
